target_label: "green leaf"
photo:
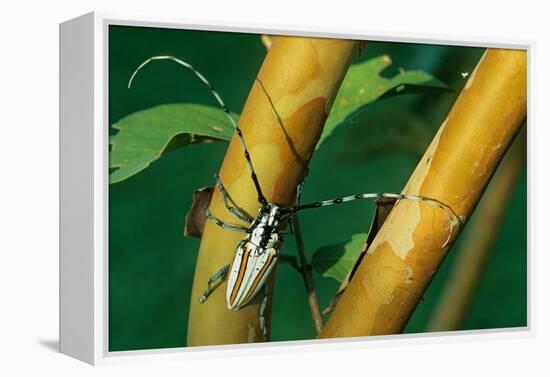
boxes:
[317,55,449,148]
[311,233,368,282]
[109,104,236,184]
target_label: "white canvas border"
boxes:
[60,10,534,365]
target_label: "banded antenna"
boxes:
[283,192,462,247]
[252,73,461,247]
[128,55,268,206]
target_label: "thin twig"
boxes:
[292,213,324,335]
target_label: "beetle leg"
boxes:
[205,207,249,232]
[259,284,269,339]
[199,264,230,303]
[215,174,254,223]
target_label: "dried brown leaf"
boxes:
[184,187,214,238]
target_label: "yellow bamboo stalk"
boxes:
[427,128,526,332]
[187,36,358,346]
[320,48,527,338]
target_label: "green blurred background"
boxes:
[108,25,527,351]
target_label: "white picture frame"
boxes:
[59,11,532,365]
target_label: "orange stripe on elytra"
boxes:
[229,243,251,305]
[241,252,275,305]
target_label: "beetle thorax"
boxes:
[249,204,282,250]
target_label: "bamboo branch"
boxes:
[427,127,526,332]
[320,48,527,338]
[187,37,358,346]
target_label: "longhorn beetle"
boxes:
[129,55,462,338]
